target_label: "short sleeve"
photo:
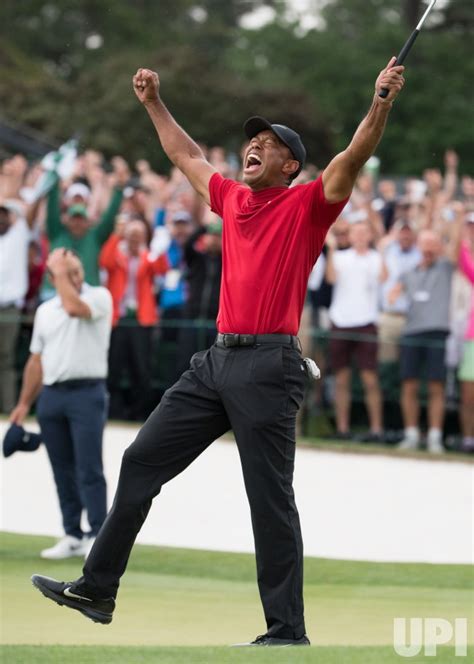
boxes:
[80,286,112,321]
[302,176,350,230]
[30,308,44,354]
[209,172,240,217]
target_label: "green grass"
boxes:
[2,645,472,664]
[1,531,473,661]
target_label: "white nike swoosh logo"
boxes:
[63,587,93,601]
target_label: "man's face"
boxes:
[349,222,371,250]
[125,221,146,255]
[66,214,90,238]
[171,220,192,244]
[49,253,84,292]
[0,207,11,236]
[333,221,351,249]
[418,232,441,267]
[379,179,396,200]
[398,226,415,250]
[242,130,297,190]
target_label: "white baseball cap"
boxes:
[65,183,91,202]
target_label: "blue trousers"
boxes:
[36,381,108,539]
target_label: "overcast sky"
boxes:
[240,0,324,31]
[240,0,449,31]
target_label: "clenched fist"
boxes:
[375,57,405,103]
[133,68,160,105]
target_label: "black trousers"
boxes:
[108,323,153,421]
[83,342,307,639]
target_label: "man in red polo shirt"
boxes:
[32,58,405,646]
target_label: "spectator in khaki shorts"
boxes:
[389,229,458,453]
[379,219,421,363]
[326,220,384,441]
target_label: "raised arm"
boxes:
[133,68,216,206]
[47,249,92,319]
[44,176,63,240]
[322,57,405,203]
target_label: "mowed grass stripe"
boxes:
[2,645,473,664]
[2,531,471,588]
[1,532,473,648]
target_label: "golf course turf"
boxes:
[1,532,472,662]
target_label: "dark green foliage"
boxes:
[0,0,472,174]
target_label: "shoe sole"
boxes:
[31,575,112,625]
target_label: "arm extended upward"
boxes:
[133,69,216,206]
[323,57,405,203]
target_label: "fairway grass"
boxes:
[1,531,473,656]
[2,645,472,664]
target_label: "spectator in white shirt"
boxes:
[326,221,384,441]
[10,249,112,559]
[0,200,35,413]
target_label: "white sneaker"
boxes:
[398,437,419,451]
[427,437,445,454]
[83,537,96,560]
[40,535,86,560]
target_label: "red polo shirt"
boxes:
[209,172,348,335]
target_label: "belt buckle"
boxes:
[239,334,255,346]
[224,334,240,347]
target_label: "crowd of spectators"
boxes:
[0,145,472,453]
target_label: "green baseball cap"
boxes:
[67,204,88,218]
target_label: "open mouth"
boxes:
[244,152,263,174]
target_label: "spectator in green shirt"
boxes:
[35,165,129,299]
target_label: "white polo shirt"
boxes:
[30,284,112,385]
[329,248,382,328]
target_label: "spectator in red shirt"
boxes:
[99,217,168,420]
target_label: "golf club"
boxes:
[379,0,437,98]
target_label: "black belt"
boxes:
[216,333,300,349]
[48,379,105,389]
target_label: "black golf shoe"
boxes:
[31,574,114,624]
[233,633,311,647]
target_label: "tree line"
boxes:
[0,0,472,174]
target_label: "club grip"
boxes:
[379,29,419,98]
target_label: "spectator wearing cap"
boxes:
[99,218,168,420]
[0,199,37,413]
[65,182,92,206]
[457,213,474,452]
[326,220,384,441]
[34,167,128,300]
[176,214,223,375]
[389,227,459,453]
[10,249,112,559]
[378,220,421,363]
